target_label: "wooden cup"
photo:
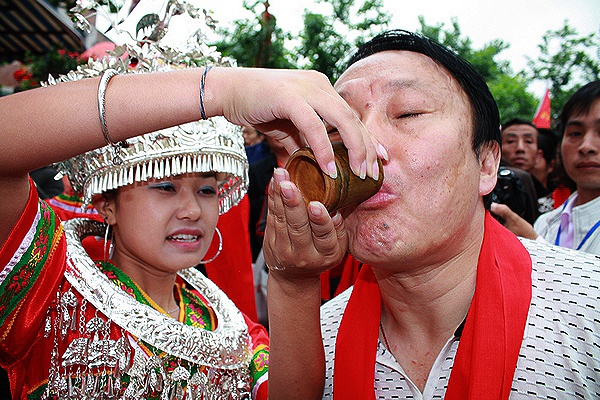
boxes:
[285,142,384,212]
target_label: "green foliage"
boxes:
[488,74,538,122]
[214,0,389,80]
[418,16,536,122]
[297,12,352,80]
[297,0,391,80]
[418,17,511,80]
[214,1,296,68]
[16,48,84,91]
[527,20,600,117]
[214,5,597,123]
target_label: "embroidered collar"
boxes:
[97,260,216,330]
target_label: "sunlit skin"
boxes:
[92,172,220,312]
[501,124,539,172]
[561,98,600,205]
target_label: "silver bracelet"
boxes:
[97,69,122,163]
[199,66,212,120]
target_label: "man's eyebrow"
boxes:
[337,78,422,96]
[566,118,600,127]
[503,132,534,137]
[565,120,585,127]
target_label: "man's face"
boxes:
[334,51,498,270]
[561,98,600,203]
[501,124,539,172]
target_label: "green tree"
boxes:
[527,20,600,117]
[418,17,537,122]
[214,1,296,68]
[297,0,391,81]
[488,75,538,122]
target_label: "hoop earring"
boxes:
[104,223,114,261]
[197,227,222,264]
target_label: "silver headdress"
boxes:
[47,0,247,214]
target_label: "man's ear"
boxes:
[479,141,501,196]
[92,193,117,225]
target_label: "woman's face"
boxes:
[99,173,220,277]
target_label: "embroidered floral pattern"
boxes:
[0,201,62,326]
[250,344,269,385]
[186,302,208,329]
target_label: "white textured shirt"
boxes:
[321,239,600,399]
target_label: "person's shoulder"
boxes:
[520,237,600,289]
[533,206,561,231]
[521,236,600,263]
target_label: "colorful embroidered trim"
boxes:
[0,201,63,327]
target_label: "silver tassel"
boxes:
[43,313,52,337]
[160,385,170,400]
[106,374,115,398]
[69,306,77,331]
[173,383,184,400]
[80,373,88,395]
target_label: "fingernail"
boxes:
[268,176,274,191]
[274,168,286,184]
[359,160,367,180]
[327,161,338,179]
[308,201,323,217]
[372,161,379,181]
[280,181,294,199]
[377,144,389,161]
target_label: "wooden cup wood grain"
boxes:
[285,142,384,212]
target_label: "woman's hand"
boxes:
[263,168,348,279]
[207,67,384,180]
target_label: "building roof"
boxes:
[0,0,84,61]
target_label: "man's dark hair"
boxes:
[501,118,537,133]
[345,29,500,208]
[346,29,501,155]
[556,80,600,135]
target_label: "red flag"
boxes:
[533,89,551,128]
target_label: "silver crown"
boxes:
[47,0,247,214]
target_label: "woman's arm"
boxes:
[0,67,378,244]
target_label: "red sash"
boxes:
[333,212,532,399]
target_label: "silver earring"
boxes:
[104,223,114,261]
[197,227,222,264]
